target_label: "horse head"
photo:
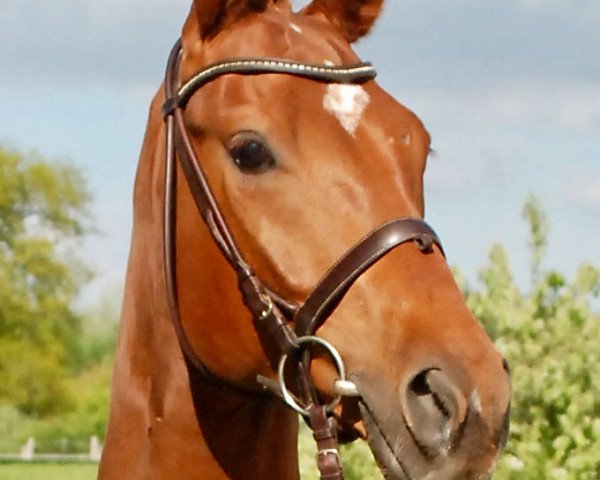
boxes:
[101,1,511,479]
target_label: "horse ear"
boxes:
[183,0,279,41]
[302,0,384,43]
[184,0,223,41]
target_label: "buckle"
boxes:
[316,448,341,463]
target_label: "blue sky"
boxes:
[1,0,598,303]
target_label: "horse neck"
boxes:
[99,92,299,480]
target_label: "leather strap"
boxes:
[294,219,443,336]
[164,44,222,380]
[164,40,299,366]
[310,406,344,480]
[165,56,376,114]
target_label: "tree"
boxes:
[0,146,91,416]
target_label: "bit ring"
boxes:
[277,336,347,417]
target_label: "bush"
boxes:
[0,405,36,452]
[31,360,112,454]
[0,360,112,454]
[463,196,599,478]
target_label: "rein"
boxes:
[162,39,444,480]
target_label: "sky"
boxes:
[1,0,599,305]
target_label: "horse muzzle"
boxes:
[353,366,511,480]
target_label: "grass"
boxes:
[0,424,378,480]
[0,462,98,480]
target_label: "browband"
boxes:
[163,56,377,116]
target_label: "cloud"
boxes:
[3,0,600,92]
[377,76,599,202]
[73,195,133,304]
[0,0,189,87]
[402,79,600,131]
[360,0,600,92]
[518,0,600,18]
[571,176,600,210]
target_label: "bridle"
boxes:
[162,39,444,480]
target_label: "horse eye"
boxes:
[228,132,275,173]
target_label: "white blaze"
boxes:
[323,84,370,136]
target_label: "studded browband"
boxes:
[163,54,377,116]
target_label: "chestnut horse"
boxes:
[99,1,511,479]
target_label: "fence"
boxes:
[0,436,102,463]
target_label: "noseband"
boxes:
[162,39,444,480]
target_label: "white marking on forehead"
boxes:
[323,84,370,136]
[470,390,482,414]
[289,22,302,33]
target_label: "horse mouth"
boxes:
[358,401,413,480]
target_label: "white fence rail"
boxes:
[0,436,102,463]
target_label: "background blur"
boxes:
[0,1,598,479]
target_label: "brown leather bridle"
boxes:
[162,39,444,480]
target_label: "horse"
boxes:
[98,1,511,479]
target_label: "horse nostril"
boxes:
[502,358,511,375]
[499,402,511,449]
[401,369,468,456]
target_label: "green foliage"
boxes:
[0,146,91,416]
[0,359,113,454]
[71,286,120,372]
[0,149,88,243]
[0,343,74,417]
[522,193,549,284]
[0,405,36,453]
[0,146,115,452]
[468,195,599,479]
[28,360,113,453]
